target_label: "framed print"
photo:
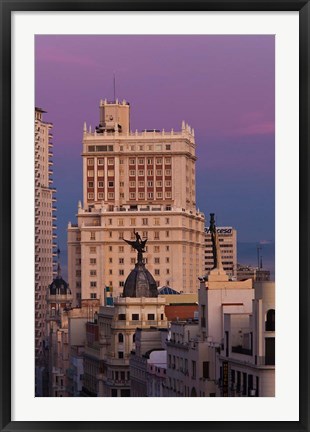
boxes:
[1,1,309,431]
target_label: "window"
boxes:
[76,270,81,277]
[138,192,144,199]
[119,181,124,187]
[165,180,171,187]
[90,258,96,265]
[90,293,97,299]
[148,192,153,199]
[129,158,135,165]
[119,281,124,287]
[108,159,114,165]
[147,170,153,176]
[165,218,170,224]
[154,218,160,225]
[119,269,124,275]
[156,169,162,176]
[90,232,95,240]
[166,269,170,274]
[192,361,196,379]
[97,170,104,177]
[109,245,112,251]
[166,231,170,237]
[154,257,160,264]
[138,181,144,187]
[156,181,162,187]
[119,159,124,164]
[108,181,114,187]
[118,351,124,359]
[132,314,139,321]
[265,309,275,331]
[154,246,160,253]
[108,192,114,199]
[108,218,112,225]
[129,170,135,176]
[165,191,172,199]
[166,144,171,150]
[165,157,171,164]
[148,314,155,320]
[147,158,153,165]
[118,314,126,321]
[155,144,162,151]
[87,159,94,166]
[90,270,96,276]
[138,170,144,176]
[130,193,136,199]
[147,181,153,187]
[88,181,94,188]
[166,246,170,251]
[87,193,94,200]
[90,281,97,288]
[90,246,96,253]
[131,258,135,264]
[118,333,124,342]
[130,181,136,187]
[98,158,104,165]
[157,192,162,199]
[142,218,148,226]
[155,269,160,275]
[165,169,171,176]
[98,192,104,199]
[119,258,124,264]
[156,158,162,164]
[154,231,159,240]
[203,362,210,379]
[118,219,124,226]
[138,158,144,164]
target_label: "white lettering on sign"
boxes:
[205,227,233,234]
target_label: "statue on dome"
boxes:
[124,230,148,263]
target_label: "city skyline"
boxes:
[35,35,275,275]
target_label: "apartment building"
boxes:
[205,226,237,277]
[35,107,57,394]
[68,99,205,303]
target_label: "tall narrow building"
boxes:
[68,99,205,304]
[35,108,57,394]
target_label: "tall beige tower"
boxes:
[68,99,205,304]
[35,108,57,392]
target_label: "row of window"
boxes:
[87,191,172,200]
[86,230,172,241]
[118,144,171,152]
[87,169,172,178]
[118,313,162,321]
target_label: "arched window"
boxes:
[265,309,275,331]
[118,333,124,343]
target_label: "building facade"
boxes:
[217,281,275,397]
[237,264,271,282]
[205,226,237,277]
[35,107,57,394]
[68,99,205,303]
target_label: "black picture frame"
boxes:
[1,1,309,431]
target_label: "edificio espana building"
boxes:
[35,107,57,394]
[205,226,237,277]
[68,98,205,303]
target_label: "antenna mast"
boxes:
[113,73,116,102]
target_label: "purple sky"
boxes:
[35,35,275,269]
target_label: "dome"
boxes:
[49,276,71,295]
[123,262,158,298]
